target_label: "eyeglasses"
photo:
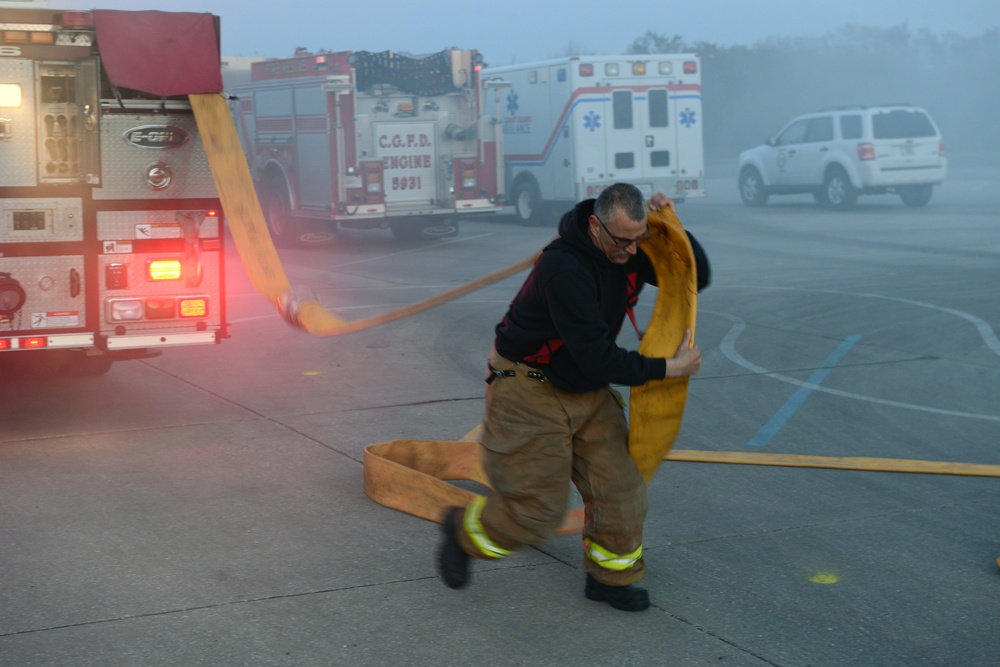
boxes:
[593,214,653,248]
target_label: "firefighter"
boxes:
[436,182,710,611]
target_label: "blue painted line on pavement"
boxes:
[747,335,861,447]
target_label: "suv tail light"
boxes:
[856,143,875,161]
[938,141,946,156]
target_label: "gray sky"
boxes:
[56,0,997,65]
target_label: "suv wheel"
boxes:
[822,167,858,211]
[899,184,933,208]
[738,167,769,207]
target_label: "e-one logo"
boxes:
[123,126,190,149]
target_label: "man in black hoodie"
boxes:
[437,182,708,611]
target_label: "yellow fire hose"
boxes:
[190,92,1000,533]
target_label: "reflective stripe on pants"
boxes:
[456,350,648,586]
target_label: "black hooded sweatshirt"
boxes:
[494,198,667,392]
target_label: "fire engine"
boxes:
[481,54,704,225]
[0,4,226,375]
[230,48,507,245]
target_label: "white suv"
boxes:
[737,105,947,210]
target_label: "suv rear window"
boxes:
[872,111,936,139]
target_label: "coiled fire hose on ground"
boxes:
[190,92,1000,532]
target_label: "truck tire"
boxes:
[822,167,858,211]
[264,185,335,246]
[899,184,933,208]
[263,182,297,247]
[738,167,769,207]
[511,180,546,226]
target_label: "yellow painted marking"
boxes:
[665,450,1000,478]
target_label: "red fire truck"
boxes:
[0,5,227,375]
[231,48,507,244]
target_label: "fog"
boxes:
[51,0,999,156]
[640,26,1000,157]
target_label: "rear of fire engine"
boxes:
[231,48,505,245]
[0,7,226,375]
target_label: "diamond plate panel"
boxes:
[0,255,86,333]
[0,59,38,187]
[97,210,220,242]
[94,113,218,200]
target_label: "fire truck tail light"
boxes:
[202,238,221,251]
[462,168,476,188]
[108,299,144,322]
[0,339,11,350]
[20,337,48,349]
[366,173,381,193]
[147,259,182,281]
[857,143,875,161]
[180,298,209,318]
[145,299,177,319]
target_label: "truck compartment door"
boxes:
[374,121,437,210]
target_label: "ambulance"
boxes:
[482,54,704,224]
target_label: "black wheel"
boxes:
[262,181,296,247]
[511,179,546,226]
[738,167,769,207]
[899,184,933,208]
[822,167,858,211]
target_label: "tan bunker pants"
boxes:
[458,350,648,586]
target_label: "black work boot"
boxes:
[437,507,470,589]
[584,574,650,611]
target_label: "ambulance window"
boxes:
[648,89,668,127]
[613,90,633,129]
[615,152,635,169]
[840,115,862,139]
[651,150,670,167]
[0,84,21,107]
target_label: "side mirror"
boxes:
[765,137,777,147]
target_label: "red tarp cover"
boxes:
[93,10,223,97]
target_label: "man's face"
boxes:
[589,210,649,264]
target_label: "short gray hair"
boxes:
[594,182,646,224]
